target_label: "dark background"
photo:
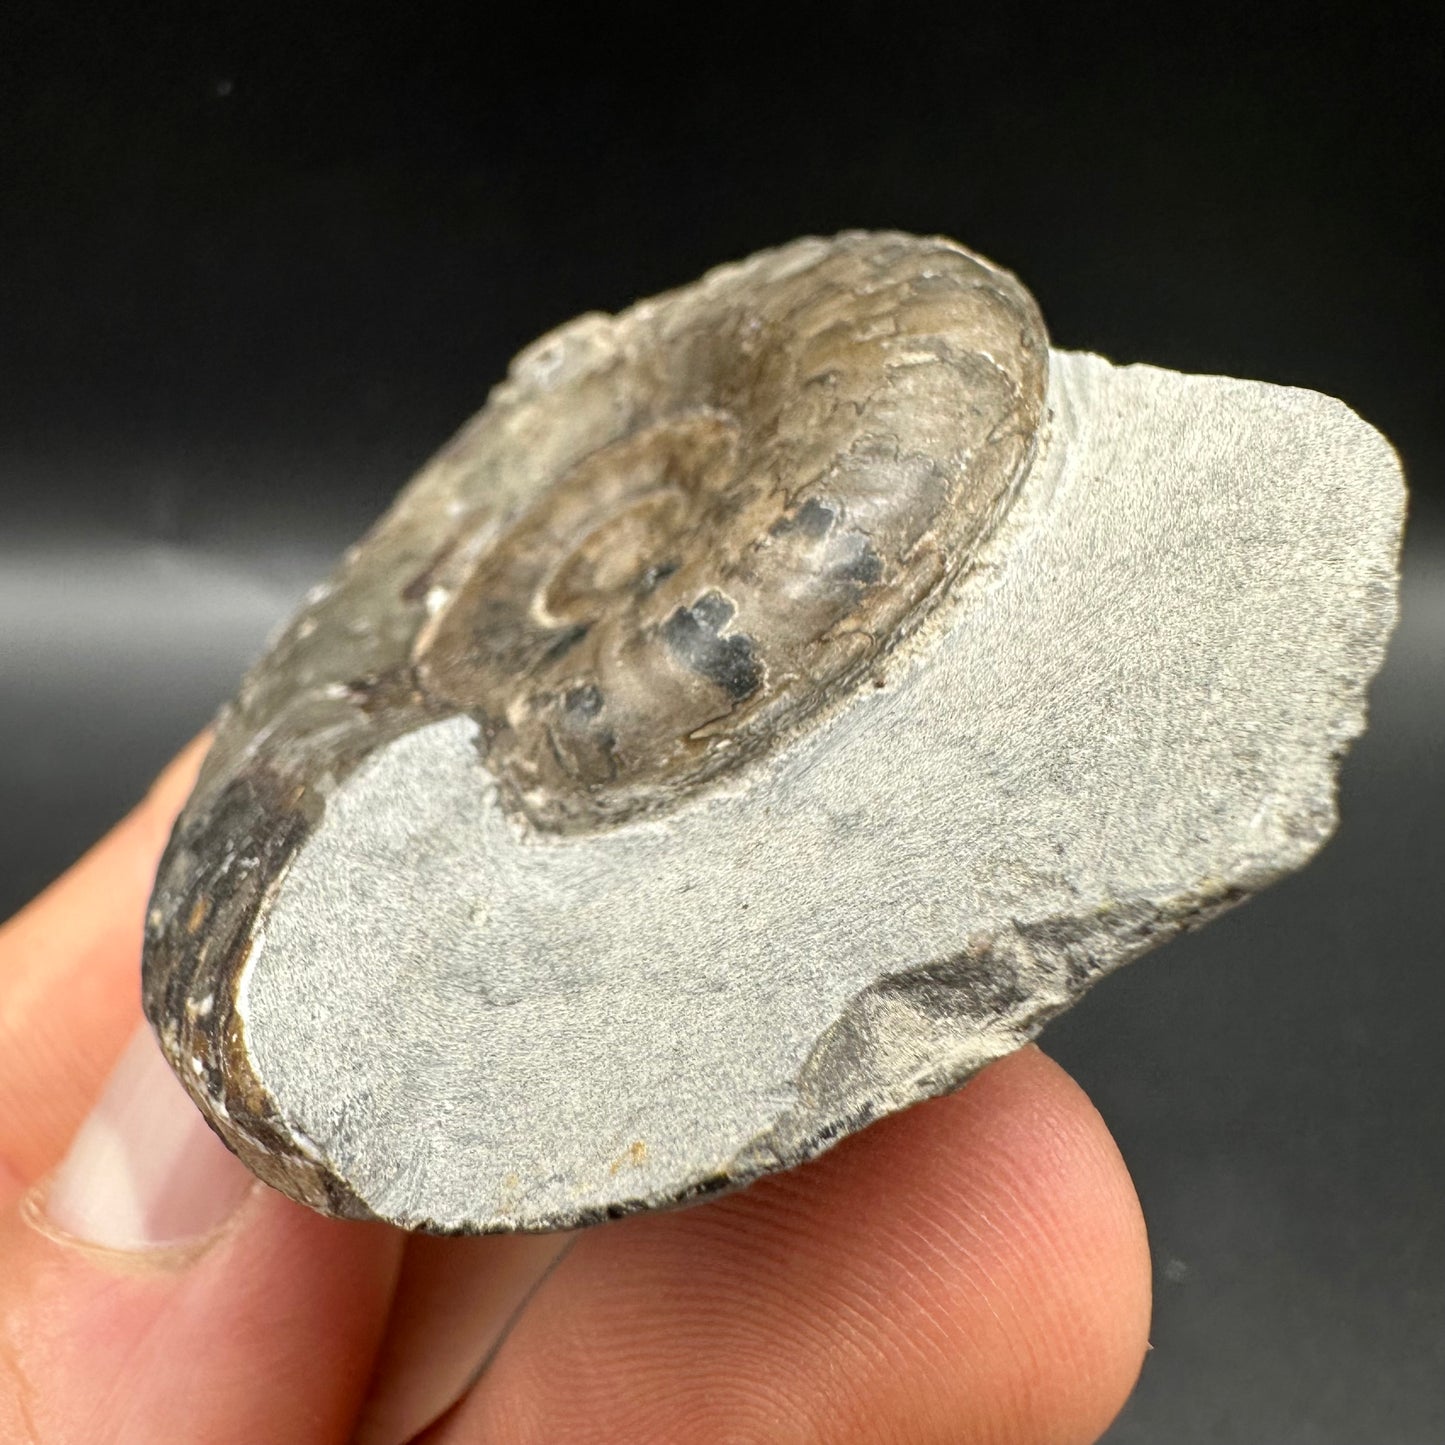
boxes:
[3,3,1441,1439]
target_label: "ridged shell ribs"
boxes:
[413,234,1047,830]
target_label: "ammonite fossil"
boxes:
[143,232,1404,1232]
[415,237,1045,831]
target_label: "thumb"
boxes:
[0,1024,403,1445]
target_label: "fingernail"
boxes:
[44,1025,254,1250]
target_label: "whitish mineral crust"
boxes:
[142,232,1405,1232]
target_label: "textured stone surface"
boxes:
[142,232,1404,1232]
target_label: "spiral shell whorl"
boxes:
[414,232,1048,830]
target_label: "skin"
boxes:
[0,741,1151,1444]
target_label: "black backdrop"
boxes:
[3,4,1442,1440]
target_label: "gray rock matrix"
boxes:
[142,232,1405,1232]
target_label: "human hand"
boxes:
[0,741,1150,1444]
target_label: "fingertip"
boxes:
[447,1044,1151,1445]
[951,1047,1153,1442]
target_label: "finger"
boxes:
[0,1024,404,1445]
[354,1231,574,1445]
[0,735,209,1183]
[431,1046,1151,1445]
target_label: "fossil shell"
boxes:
[414,235,1046,829]
[142,231,1404,1233]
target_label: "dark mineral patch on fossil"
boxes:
[661,592,763,703]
